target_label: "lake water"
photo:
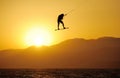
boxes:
[0,69,120,78]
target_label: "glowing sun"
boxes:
[24,27,53,47]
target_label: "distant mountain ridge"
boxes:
[0,37,120,68]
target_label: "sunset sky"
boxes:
[0,0,120,50]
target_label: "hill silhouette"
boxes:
[0,37,120,68]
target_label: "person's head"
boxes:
[61,13,64,16]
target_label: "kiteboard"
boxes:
[55,27,69,31]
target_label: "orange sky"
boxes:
[0,0,120,50]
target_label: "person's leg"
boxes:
[57,20,60,30]
[60,21,65,29]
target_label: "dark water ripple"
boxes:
[0,69,120,78]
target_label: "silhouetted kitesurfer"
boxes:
[57,13,67,30]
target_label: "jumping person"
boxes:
[57,13,67,30]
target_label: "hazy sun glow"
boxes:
[24,26,53,47]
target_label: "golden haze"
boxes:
[0,0,120,49]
